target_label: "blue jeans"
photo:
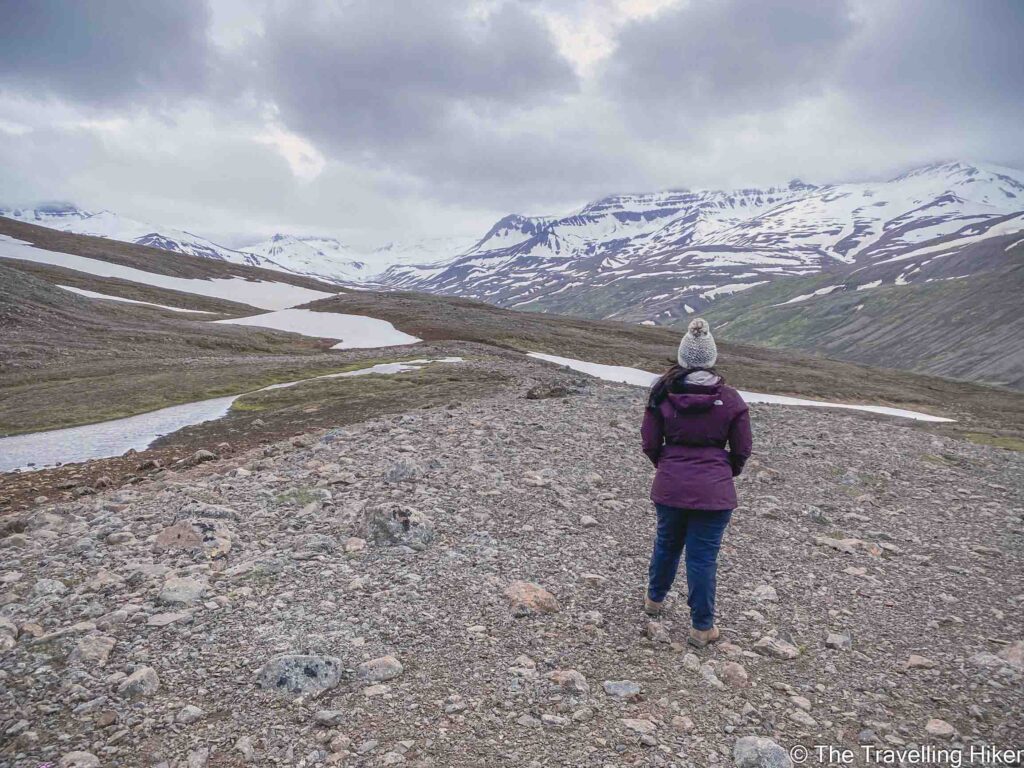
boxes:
[647,504,732,630]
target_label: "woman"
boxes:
[641,318,752,647]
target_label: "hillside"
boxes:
[1,371,1021,766]
[704,235,1024,389]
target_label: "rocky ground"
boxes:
[1,369,1022,767]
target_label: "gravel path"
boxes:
[1,378,1021,767]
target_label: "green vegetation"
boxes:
[964,433,1024,452]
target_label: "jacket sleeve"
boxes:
[641,407,664,467]
[727,403,753,477]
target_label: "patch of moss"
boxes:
[964,433,1024,452]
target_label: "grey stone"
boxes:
[117,666,160,698]
[733,736,793,768]
[158,577,207,606]
[603,680,641,699]
[257,654,344,696]
[754,636,801,660]
[364,503,434,551]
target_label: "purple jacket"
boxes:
[641,368,753,511]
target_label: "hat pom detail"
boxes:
[687,318,710,338]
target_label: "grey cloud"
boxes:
[0,0,212,106]
[256,0,578,150]
[603,0,855,125]
[838,0,1024,127]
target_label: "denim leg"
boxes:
[647,504,687,602]
[683,509,733,630]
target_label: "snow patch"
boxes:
[527,353,953,423]
[772,285,841,307]
[213,308,420,349]
[59,285,215,314]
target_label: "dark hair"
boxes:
[647,364,722,410]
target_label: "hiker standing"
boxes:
[640,318,752,647]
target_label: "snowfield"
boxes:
[527,353,954,423]
[59,285,216,314]
[213,308,421,349]
[0,235,335,310]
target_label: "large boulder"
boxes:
[257,654,344,697]
[363,503,434,551]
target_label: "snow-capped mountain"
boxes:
[240,234,477,284]
[380,161,1024,323]
[0,203,263,267]
[0,203,476,285]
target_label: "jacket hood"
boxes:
[664,388,722,414]
[648,365,724,410]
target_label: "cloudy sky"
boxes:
[1,0,1021,247]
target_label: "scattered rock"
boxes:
[59,752,101,768]
[720,661,750,688]
[356,655,404,682]
[547,669,590,695]
[905,654,937,670]
[504,580,560,616]
[526,383,570,400]
[314,710,346,726]
[67,633,115,667]
[603,680,641,700]
[190,449,218,465]
[158,576,207,606]
[925,718,955,739]
[825,631,852,650]
[177,705,205,724]
[733,735,793,768]
[117,666,160,698]
[154,518,233,559]
[622,718,657,735]
[752,584,778,601]
[364,503,435,550]
[384,459,421,483]
[753,636,801,660]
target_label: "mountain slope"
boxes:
[380,162,1024,326]
[704,233,1024,389]
[0,203,263,266]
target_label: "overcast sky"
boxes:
[1,0,1021,247]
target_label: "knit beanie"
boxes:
[677,318,718,369]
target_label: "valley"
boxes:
[8,161,1022,389]
[1,177,1023,768]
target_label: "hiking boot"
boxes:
[687,626,721,648]
[643,595,664,616]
